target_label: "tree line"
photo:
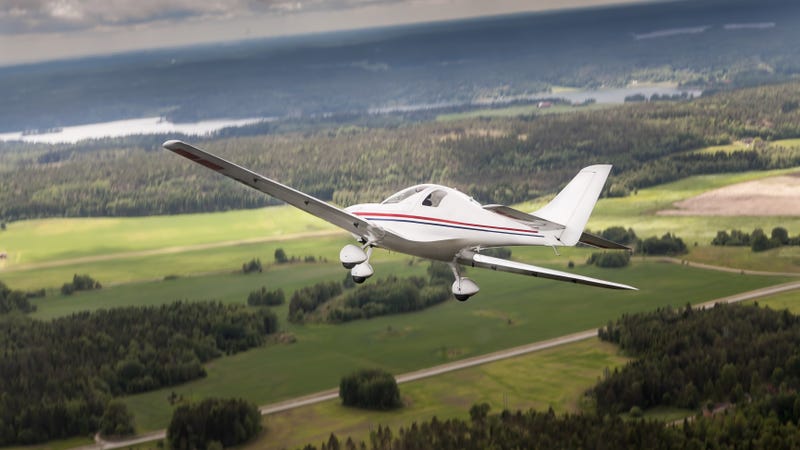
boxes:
[3,82,800,221]
[713,227,800,252]
[303,303,800,449]
[0,280,38,314]
[0,301,277,445]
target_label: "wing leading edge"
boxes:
[163,140,383,242]
[458,251,638,291]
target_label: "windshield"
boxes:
[382,185,432,204]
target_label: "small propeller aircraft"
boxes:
[164,140,636,300]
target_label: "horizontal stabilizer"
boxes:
[483,204,565,231]
[457,251,637,291]
[578,232,632,251]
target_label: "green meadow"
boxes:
[248,339,627,450]
[118,260,786,431]
[0,205,333,266]
[2,164,800,445]
[436,102,612,121]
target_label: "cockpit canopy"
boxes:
[381,184,436,204]
[381,184,478,208]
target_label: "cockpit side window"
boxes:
[422,189,447,207]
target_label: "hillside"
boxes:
[0,0,798,132]
[2,82,800,221]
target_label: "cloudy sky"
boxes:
[0,0,650,66]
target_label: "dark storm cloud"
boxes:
[0,0,403,34]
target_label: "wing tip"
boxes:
[163,139,186,151]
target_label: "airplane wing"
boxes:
[457,250,638,290]
[163,140,384,242]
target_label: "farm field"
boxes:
[3,163,800,445]
[4,165,800,292]
[119,260,787,431]
[247,339,627,450]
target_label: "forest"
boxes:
[3,82,800,221]
[303,303,800,449]
[0,301,278,445]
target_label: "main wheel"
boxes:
[342,262,356,269]
[454,294,470,302]
[352,276,367,284]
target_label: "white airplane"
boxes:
[164,140,636,300]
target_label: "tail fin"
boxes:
[532,165,612,246]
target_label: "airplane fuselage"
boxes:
[345,184,556,261]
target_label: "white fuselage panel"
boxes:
[345,185,556,261]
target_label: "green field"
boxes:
[3,165,800,446]
[436,102,611,121]
[5,166,800,292]
[0,205,333,267]
[248,339,627,450]
[520,166,800,255]
[115,259,786,431]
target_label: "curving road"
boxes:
[84,280,800,449]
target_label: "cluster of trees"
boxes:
[61,273,101,295]
[712,227,800,252]
[327,276,450,323]
[339,369,402,410]
[98,400,135,438]
[242,258,263,274]
[247,287,285,307]
[167,397,261,450]
[0,301,277,445]
[640,233,688,256]
[4,82,800,221]
[0,281,38,314]
[288,281,344,323]
[287,262,452,324]
[274,248,327,264]
[587,252,630,268]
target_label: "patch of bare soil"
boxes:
[659,173,800,216]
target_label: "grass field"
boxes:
[436,103,611,121]
[248,338,627,450]
[752,289,800,313]
[519,166,800,256]
[3,163,800,447]
[0,205,333,267]
[116,260,787,431]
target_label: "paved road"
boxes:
[86,280,800,449]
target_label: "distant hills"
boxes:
[0,0,799,133]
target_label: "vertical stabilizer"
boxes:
[532,165,612,246]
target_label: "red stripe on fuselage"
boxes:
[353,212,539,234]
